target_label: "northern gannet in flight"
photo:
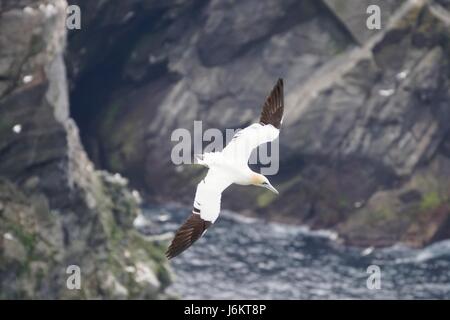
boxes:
[166,79,284,259]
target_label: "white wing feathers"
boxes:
[221,123,279,164]
[193,169,232,223]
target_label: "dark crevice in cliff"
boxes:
[67,0,209,172]
[68,8,168,167]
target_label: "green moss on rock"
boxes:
[420,192,442,211]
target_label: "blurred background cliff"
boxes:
[1,0,450,299]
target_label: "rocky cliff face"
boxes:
[66,0,450,247]
[0,0,171,298]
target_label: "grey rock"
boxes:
[323,0,402,44]
[0,0,171,299]
[2,232,27,263]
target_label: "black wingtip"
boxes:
[259,78,285,129]
[165,252,174,260]
[165,213,212,260]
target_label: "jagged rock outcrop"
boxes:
[0,0,171,298]
[66,0,450,247]
[276,0,450,246]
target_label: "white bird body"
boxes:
[193,122,280,223]
[166,79,284,259]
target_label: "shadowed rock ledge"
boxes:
[0,0,171,299]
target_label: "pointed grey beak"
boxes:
[264,183,279,195]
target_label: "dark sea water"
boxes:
[139,204,450,299]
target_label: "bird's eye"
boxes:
[262,182,268,185]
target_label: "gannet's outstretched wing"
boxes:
[222,78,284,164]
[166,169,232,259]
[260,78,284,129]
[165,213,211,259]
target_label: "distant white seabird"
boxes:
[166,79,284,259]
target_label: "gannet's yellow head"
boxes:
[251,173,279,195]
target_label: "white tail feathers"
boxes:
[194,152,223,168]
[194,154,207,167]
